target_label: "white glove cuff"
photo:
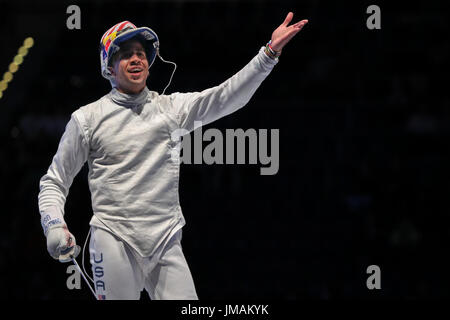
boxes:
[41,206,66,236]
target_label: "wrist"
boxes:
[45,222,66,237]
[264,41,281,60]
[41,206,66,236]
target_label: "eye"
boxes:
[121,51,133,59]
[120,49,146,60]
[137,51,146,59]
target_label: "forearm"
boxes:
[38,174,70,235]
[171,46,278,131]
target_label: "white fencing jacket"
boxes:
[38,47,278,257]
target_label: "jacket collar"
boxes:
[108,87,152,107]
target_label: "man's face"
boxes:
[108,39,150,94]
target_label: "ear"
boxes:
[108,66,116,77]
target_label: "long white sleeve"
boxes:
[38,112,89,235]
[167,47,278,132]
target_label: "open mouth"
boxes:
[128,67,144,75]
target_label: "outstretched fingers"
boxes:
[271,13,309,51]
[293,19,309,29]
[282,12,294,26]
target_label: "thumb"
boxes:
[58,229,72,252]
[282,12,294,26]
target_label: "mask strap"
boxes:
[157,52,177,95]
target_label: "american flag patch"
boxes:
[98,295,106,300]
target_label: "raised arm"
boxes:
[167,12,308,132]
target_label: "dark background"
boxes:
[0,0,448,300]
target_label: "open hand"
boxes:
[270,12,308,52]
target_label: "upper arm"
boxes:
[165,47,279,132]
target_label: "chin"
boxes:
[129,76,147,85]
[132,84,146,93]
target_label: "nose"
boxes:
[130,53,141,64]
[130,52,143,64]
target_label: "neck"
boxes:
[109,86,150,107]
[116,86,145,95]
